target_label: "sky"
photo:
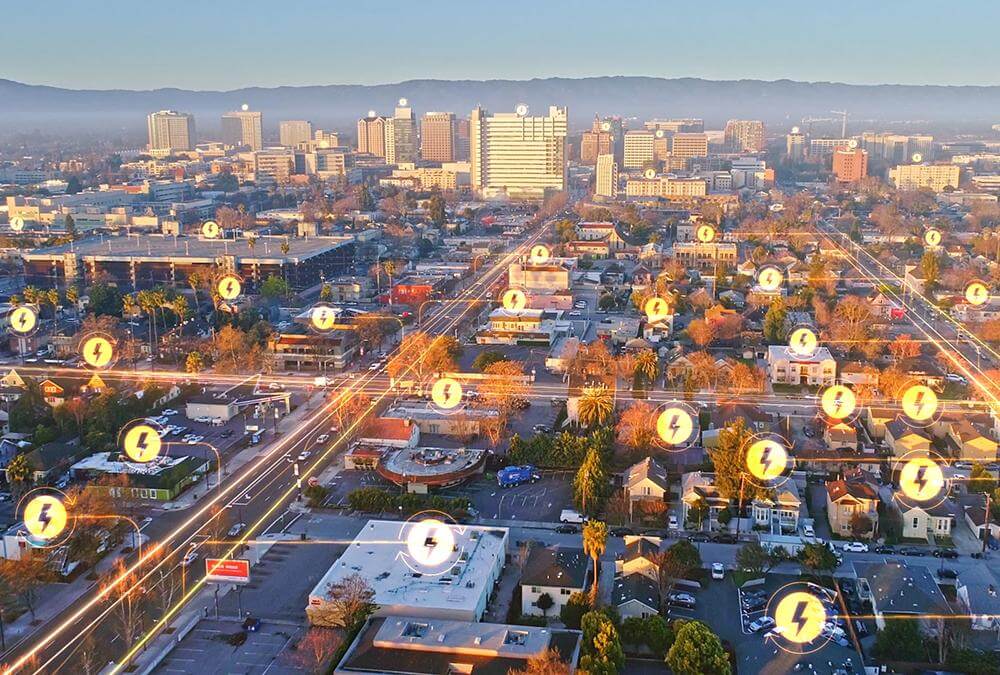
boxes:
[4,0,1000,90]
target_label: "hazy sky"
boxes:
[5,0,999,90]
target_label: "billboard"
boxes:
[205,558,250,584]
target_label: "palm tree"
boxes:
[186,272,204,311]
[582,520,607,605]
[382,260,397,306]
[22,286,40,306]
[7,454,33,500]
[8,294,20,307]
[65,285,79,322]
[45,288,60,318]
[246,235,257,255]
[578,384,614,428]
[633,348,659,383]
[280,239,290,256]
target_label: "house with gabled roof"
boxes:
[826,479,879,539]
[625,457,669,503]
[884,420,931,458]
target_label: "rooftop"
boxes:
[613,573,660,611]
[855,561,952,617]
[521,546,589,589]
[378,446,486,482]
[309,519,508,616]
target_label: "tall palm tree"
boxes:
[578,384,614,428]
[280,239,290,256]
[7,454,32,501]
[22,286,40,306]
[65,285,79,322]
[246,235,257,255]
[582,520,607,605]
[186,272,204,311]
[45,288,60,318]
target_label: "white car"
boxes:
[161,409,179,416]
[749,616,776,633]
[315,434,330,444]
[574,301,587,309]
[297,451,312,462]
[568,311,582,317]
[668,515,679,529]
[181,550,199,567]
[842,541,869,553]
[186,435,204,445]
[711,562,725,580]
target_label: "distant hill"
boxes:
[2,76,1000,137]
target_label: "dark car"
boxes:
[742,598,766,613]
[839,579,856,596]
[933,549,958,559]
[937,568,958,580]
[873,545,895,554]
[711,533,737,544]
[219,429,235,438]
[610,527,635,537]
[897,546,926,557]
[242,616,261,632]
[555,524,578,534]
[687,533,710,543]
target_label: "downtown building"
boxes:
[469,105,567,200]
[386,100,417,165]
[357,114,388,158]
[595,154,618,198]
[279,120,313,148]
[724,119,765,152]
[147,110,196,152]
[420,112,456,162]
[221,109,263,150]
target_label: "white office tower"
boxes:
[221,107,263,151]
[147,110,196,151]
[595,154,618,197]
[279,120,313,148]
[385,99,417,165]
[470,104,568,200]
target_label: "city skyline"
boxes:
[4,0,1000,89]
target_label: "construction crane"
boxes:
[830,110,848,138]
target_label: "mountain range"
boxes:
[3,76,1000,137]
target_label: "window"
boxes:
[912,517,919,530]
[530,586,540,593]
[561,588,572,596]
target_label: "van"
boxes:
[559,509,587,524]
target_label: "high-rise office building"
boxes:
[724,120,765,153]
[580,116,614,165]
[888,164,960,192]
[595,154,618,198]
[357,114,388,158]
[221,108,263,150]
[147,110,196,151]
[671,133,709,159]
[421,112,456,162]
[832,148,868,183]
[470,104,568,200]
[786,127,806,160]
[645,119,704,133]
[386,99,417,165]
[279,120,313,148]
[623,130,655,168]
[454,118,471,160]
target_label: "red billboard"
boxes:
[205,558,250,584]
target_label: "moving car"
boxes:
[610,527,635,537]
[227,523,247,537]
[297,451,312,462]
[315,434,330,444]
[181,550,199,567]
[497,465,541,488]
[668,515,679,529]
[936,567,958,580]
[932,548,958,559]
[711,562,725,580]
[242,616,262,632]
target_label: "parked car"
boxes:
[667,592,696,609]
[873,545,895,554]
[711,533,737,544]
[842,541,869,552]
[897,546,926,556]
[711,562,725,580]
[554,524,578,534]
[687,533,710,543]
[749,616,776,633]
[668,515,679,529]
[933,548,959,559]
[742,597,767,612]
[936,567,958,580]
[610,527,634,537]
[559,509,587,524]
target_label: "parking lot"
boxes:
[441,473,573,522]
[155,618,304,675]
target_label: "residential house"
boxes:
[766,345,836,386]
[12,437,88,484]
[824,422,858,452]
[702,403,772,447]
[855,561,952,632]
[956,567,1000,635]
[680,471,730,530]
[617,537,661,581]
[520,546,589,618]
[864,407,896,441]
[625,457,669,504]
[751,488,802,534]
[840,362,878,387]
[613,573,660,620]
[946,420,998,463]
[899,499,954,543]
[962,495,1000,542]
[826,479,880,539]
[884,420,931,458]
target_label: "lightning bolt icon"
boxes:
[798,331,811,348]
[665,413,682,444]
[913,465,928,496]
[832,390,844,414]
[38,503,52,533]
[910,389,928,419]
[226,279,236,295]
[92,340,104,362]
[16,310,29,329]
[790,600,810,638]
[760,445,774,476]
[135,430,150,458]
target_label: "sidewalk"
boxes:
[158,389,330,512]
[2,534,148,653]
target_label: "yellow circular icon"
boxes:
[821,385,856,420]
[899,456,945,502]
[23,495,68,541]
[9,306,38,335]
[81,336,115,369]
[202,220,220,238]
[924,229,942,247]
[900,384,938,423]
[431,377,463,410]
[10,217,25,232]
[656,407,694,447]
[528,245,551,265]
[310,305,337,331]
[122,424,162,463]
[966,281,990,307]
[788,327,818,358]
[502,288,527,312]
[696,224,716,243]
[644,297,671,324]
[773,592,827,645]
[746,439,789,481]
[217,275,243,301]
[757,266,784,292]
[406,518,455,568]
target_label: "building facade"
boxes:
[279,120,313,148]
[221,110,263,151]
[420,112,456,162]
[147,110,196,152]
[470,105,567,200]
[724,120,765,152]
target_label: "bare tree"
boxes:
[287,627,344,674]
[306,572,375,629]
